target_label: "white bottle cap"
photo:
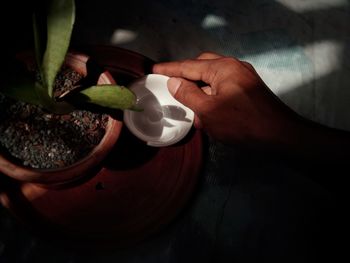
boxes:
[123,74,194,147]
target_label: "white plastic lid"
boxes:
[123,74,194,147]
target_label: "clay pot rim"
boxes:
[0,51,122,186]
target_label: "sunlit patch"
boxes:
[242,40,343,94]
[274,0,348,12]
[241,40,345,124]
[304,40,343,76]
[201,14,227,29]
[110,29,138,45]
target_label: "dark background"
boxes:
[1,0,348,262]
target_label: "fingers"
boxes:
[153,53,254,91]
[153,51,223,82]
[153,59,215,83]
[167,77,209,110]
[201,85,214,95]
[196,51,223,60]
[167,77,208,129]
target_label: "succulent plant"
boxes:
[0,0,136,114]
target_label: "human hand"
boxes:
[153,52,298,146]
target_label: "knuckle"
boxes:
[221,57,239,64]
[180,59,195,74]
[198,51,214,57]
[241,61,254,71]
[216,57,242,72]
[243,61,253,67]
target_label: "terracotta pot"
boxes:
[0,52,122,187]
[0,46,203,247]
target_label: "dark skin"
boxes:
[156,52,346,259]
[153,52,350,164]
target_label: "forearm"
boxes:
[244,112,349,192]
[251,88,350,163]
[279,114,350,164]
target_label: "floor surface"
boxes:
[1,0,349,262]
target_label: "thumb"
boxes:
[167,77,208,112]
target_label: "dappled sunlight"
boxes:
[275,0,348,12]
[110,29,138,45]
[240,39,345,123]
[243,40,344,96]
[1,1,350,261]
[304,40,344,77]
[201,14,227,29]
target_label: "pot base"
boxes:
[0,126,202,247]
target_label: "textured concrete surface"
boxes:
[72,0,350,131]
[1,0,349,262]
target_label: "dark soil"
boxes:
[0,68,108,169]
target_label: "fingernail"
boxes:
[168,77,182,96]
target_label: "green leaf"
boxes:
[0,79,75,114]
[77,85,136,110]
[0,78,41,106]
[34,83,76,114]
[42,0,75,98]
